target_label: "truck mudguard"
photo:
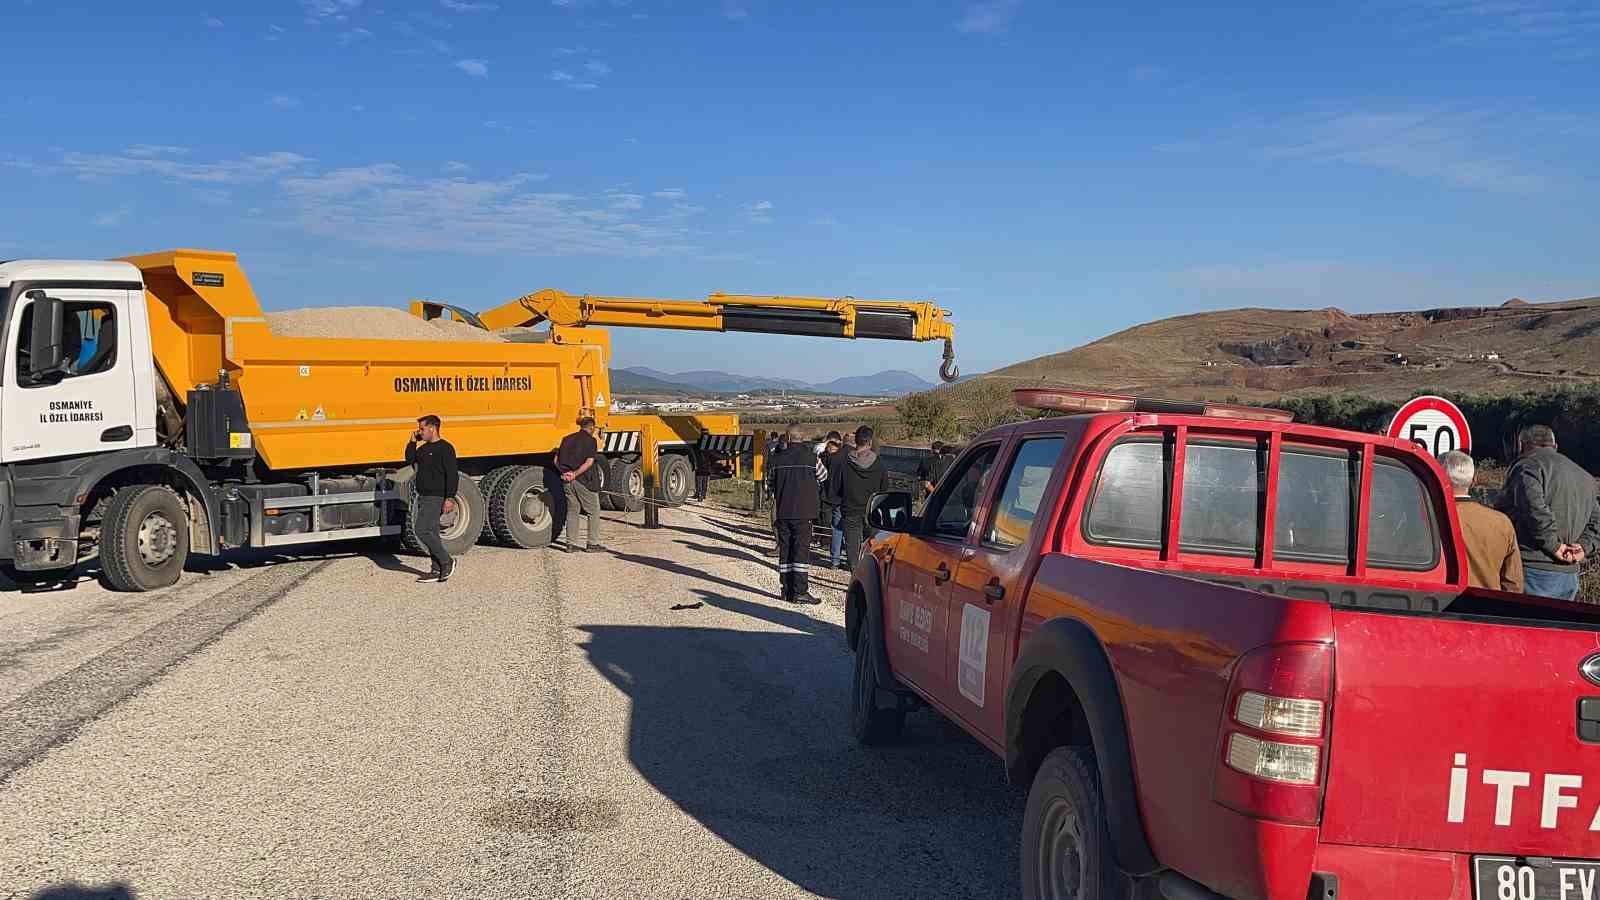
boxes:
[1005,616,1159,876]
[9,449,221,556]
[847,557,900,688]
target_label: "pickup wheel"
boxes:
[849,626,905,744]
[100,484,189,592]
[1021,747,1119,900]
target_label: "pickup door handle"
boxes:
[933,563,952,584]
[100,425,133,443]
[983,580,1005,604]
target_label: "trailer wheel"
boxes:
[1021,747,1118,900]
[660,455,694,507]
[610,458,644,512]
[100,484,189,592]
[488,466,554,549]
[477,466,521,544]
[401,477,487,558]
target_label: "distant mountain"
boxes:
[812,370,938,395]
[616,366,937,396]
[610,369,694,395]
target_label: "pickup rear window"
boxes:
[1084,434,1440,572]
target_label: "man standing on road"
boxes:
[829,425,888,573]
[1495,425,1600,600]
[815,432,844,566]
[557,416,605,553]
[917,441,955,503]
[1440,451,1523,593]
[405,414,459,583]
[770,424,822,604]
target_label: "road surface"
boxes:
[0,503,1020,899]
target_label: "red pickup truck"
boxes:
[845,389,1600,900]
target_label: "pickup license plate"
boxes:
[1475,856,1600,900]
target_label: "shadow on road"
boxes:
[28,881,138,900]
[606,549,780,601]
[577,588,1023,898]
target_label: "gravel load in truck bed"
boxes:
[265,307,506,342]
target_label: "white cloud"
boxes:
[266,24,288,40]
[205,16,225,28]
[745,199,774,224]
[92,208,131,227]
[631,12,647,19]
[48,149,312,185]
[957,0,1020,33]
[443,161,472,175]
[455,58,489,77]
[584,61,611,75]
[653,188,687,200]
[270,95,303,109]
[125,144,189,159]
[338,26,374,44]
[723,2,748,20]
[569,82,600,91]
[441,0,498,9]
[1422,0,1600,59]
[303,0,362,24]
[750,200,774,210]
[554,45,590,54]
[351,104,367,112]
[608,192,644,210]
[549,70,575,81]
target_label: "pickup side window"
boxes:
[927,444,1001,542]
[1368,458,1440,570]
[1178,440,1261,558]
[1274,448,1353,565]
[1084,438,1166,549]
[983,437,1066,550]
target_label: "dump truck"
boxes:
[0,249,957,591]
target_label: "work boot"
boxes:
[585,545,607,553]
[793,593,821,605]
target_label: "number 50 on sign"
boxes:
[1387,395,1472,456]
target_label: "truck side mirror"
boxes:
[26,292,66,380]
[867,491,914,533]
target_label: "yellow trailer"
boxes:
[0,248,958,591]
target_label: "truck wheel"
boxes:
[1021,747,1118,900]
[477,466,520,544]
[100,484,190,592]
[660,455,693,507]
[489,466,554,549]
[609,458,645,512]
[849,626,905,745]
[401,477,487,558]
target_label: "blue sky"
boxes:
[4,0,1598,382]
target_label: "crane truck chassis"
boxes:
[0,249,958,591]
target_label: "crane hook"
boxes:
[939,340,960,383]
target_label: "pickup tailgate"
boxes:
[1321,604,1600,856]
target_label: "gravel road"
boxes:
[0,503,1021,899]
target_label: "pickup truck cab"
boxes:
[845,389,1600,900]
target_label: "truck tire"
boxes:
[477,466,521,544]
[1021,747,1119,900]
[401,477,487,559]
[660,455,693,507]
[609,458,645,512]
[488,466,554,549]
[849,624,905,744]
[100,484,190,592]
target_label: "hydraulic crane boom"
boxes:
[411,288,961,382]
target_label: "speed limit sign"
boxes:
[1387,395,1472,456]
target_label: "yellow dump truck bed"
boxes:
[127,249,621,472]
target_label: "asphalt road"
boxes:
[0,503,1021,899]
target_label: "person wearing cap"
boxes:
[556,416,605,553]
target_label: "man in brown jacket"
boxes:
[1440,451,1523,592]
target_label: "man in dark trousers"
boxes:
[405,414,459,583]
[770,424,821,604]
[557,416,605,553]
[829,424,888,572]
[1495,424,1600,600]
[815,431,844,566]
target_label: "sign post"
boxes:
[1387,395,1472,457]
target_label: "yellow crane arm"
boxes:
[412,289,960,382]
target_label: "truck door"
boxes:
[2,288,138,463]
[883,442,1000,696]
[946,435,1067,742]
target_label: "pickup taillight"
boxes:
[1212,642,1333,825]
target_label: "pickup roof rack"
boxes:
[1012,387,1295,423]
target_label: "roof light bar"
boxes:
[1011,388,1295,423]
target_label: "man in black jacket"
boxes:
[405,414,459,583]
[828,424,888,572]
[1495,424,1600,600]
[770,424,822,604]
[815,431,844,566]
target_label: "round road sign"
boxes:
[1387,395,1472,456]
